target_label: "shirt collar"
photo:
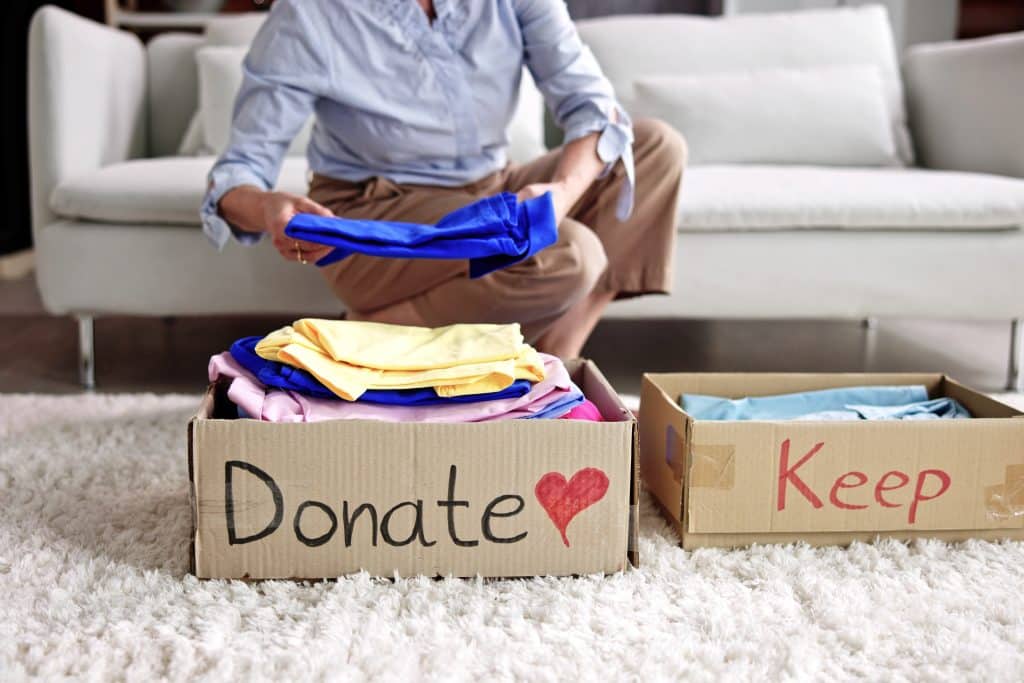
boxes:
[385,0,463,39]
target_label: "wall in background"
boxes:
[960,0,1024,38]
[567,0,717,17]
[2,2,104,258]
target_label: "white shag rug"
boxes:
[3,393,1024,681]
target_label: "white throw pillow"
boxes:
[632,66,897,166]
[176,109,205,156]
[195,45,313,157]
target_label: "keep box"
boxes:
[640,372,1024,549]
[188,359,638,579]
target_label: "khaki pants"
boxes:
[309,118,686,341]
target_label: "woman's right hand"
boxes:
[259,191,335,264]
[219,186,335,264]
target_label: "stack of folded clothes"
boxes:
[208,320,604,423]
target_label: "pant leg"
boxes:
[408,218,607,340]
[309,174,607,340]
[505,117,687,298]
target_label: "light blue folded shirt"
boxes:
[680,385,971,421]
[201,0,635,249]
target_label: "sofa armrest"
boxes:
[28,6,147,241]
[904,31,1024,178]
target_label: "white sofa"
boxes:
[28,5,1024,389]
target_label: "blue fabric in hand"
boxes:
[229,336,532,405]
[680,385,971,421]
[284,192,558,278]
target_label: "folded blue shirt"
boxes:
[284,192,558,278]
[229,336,532,406]
[680,385,971,421]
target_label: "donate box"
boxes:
[188,360,638,579]
[640,373,1024,549]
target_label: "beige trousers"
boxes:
[309,118,686,341]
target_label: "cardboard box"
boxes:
[188,359,638,579]
[640,373,1024,549]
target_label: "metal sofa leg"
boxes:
[1009,319,1022,392]
[76,314,96,390]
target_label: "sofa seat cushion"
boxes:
[681,166,1024,232]
[50,157,310,225]
[53,159,1024,234]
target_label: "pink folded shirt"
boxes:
[208,352,578,423]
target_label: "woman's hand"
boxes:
[260,191,335,263]
[219,186,335,264]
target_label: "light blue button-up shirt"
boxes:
[201,0,634,248]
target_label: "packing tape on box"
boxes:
[985,464,1024,523]
[688,444,736,490]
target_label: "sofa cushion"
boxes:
[50,157,309,226]
[203,12,267,47]
[632,66,896,166]
[147,33,203,158]
[52,159,1024,233]
[680,166,1024,232]
[576,7,914,165]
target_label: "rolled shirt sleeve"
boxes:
[513,0,635,219]
[200,0,328,248]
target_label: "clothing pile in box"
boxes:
[208,319,603,423]
[680,385,971,421]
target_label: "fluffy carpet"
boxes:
[2,393,1024,681]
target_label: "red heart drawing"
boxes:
[534,468,610,547]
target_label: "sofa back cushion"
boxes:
[202,12,267,47]
[632,66,897,166]
[147,33,203,157]
[576,6,914,165]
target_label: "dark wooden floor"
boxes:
[0,273,1015,395]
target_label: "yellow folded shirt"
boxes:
[255,322,545,401]
[294,319,526,371]
[291,319,544,384]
